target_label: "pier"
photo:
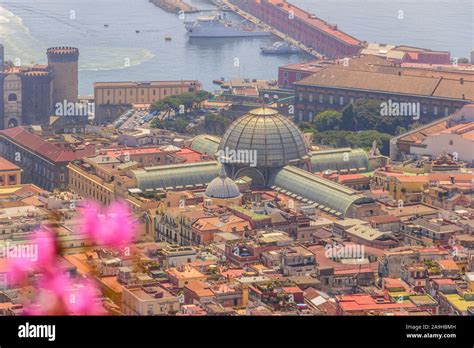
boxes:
[149,0,199,13]
[219,0,323,58]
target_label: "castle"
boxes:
[0,44,79,129]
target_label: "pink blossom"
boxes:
[79,200,136,248]
[7,257,34,285]
[7,228,56,285]
[34,228,57,270]
[79,201,101,240]
[63,280,103,315]
[24,271,72,315]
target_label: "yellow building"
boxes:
[94,80,201,122]
[390,175,429,203]
[440,292,474,315]
[466,273,474,292]
[68,161,116,206]
[166,266,207,288]
[94,80,201,106]
[0,156,21,186]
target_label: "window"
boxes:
[7,93,17,102]
[339,96,344,105]
[283,71,289,78]
[329,95,334,104]
[444,107,449,115]
[350,97,354,103]
[296,73,302,80]
[308,93,313,102]
[319,94,324,103]
[422,105,428,114]
[298,92,303,102]
[8,175,16,184]
[433,106,438,115]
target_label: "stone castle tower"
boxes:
[47,46,79,106]
[0,45,79,129]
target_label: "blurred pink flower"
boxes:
[7,227,56,285]
[80,201,101,239]
[7,257,34,285]
[79,200,136,248]
[24,271,72,315]
[34,228,57,270]
[63,279,103,315]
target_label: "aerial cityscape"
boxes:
[0,0,473,343]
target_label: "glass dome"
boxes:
[219,107,308,168]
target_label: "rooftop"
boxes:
[0,127,95,163]
[0,156,20,171]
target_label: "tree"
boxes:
[341,98,413,135]
[204,113,230,135]
[314,129,392,155]
[313,110,342,131]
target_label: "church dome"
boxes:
[205,166,241,199]
[219,107,308,168]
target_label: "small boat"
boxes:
[136,30,140,33]
[104,24,109,28]
[165,36,172,41]
[260,41,301,55]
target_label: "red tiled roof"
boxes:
[367,215,401,224]
[0,127,95,163]
[175,147,203,163]
[0,156,20,171]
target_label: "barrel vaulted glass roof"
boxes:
[190,135,221,156]
[271,166,374,217]
[309,148,369,173]
[132,161,220,191]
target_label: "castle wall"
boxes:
[21,71,53,125]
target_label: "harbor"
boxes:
[218,0,324,58]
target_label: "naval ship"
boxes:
[185,13,271,38]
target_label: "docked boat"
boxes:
[260,41,301,54]
[185,13,271,38]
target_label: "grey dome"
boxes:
[219,107,308,168]
[205,166,240,199]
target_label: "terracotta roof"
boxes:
[175,147,203,163]
[184,281,214,298]
[0,156,20,171]
[428,173,473,182]
[366,215,400,224]
[395,175,429,183]
[0,127,95,163]
[297,68,474,101]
